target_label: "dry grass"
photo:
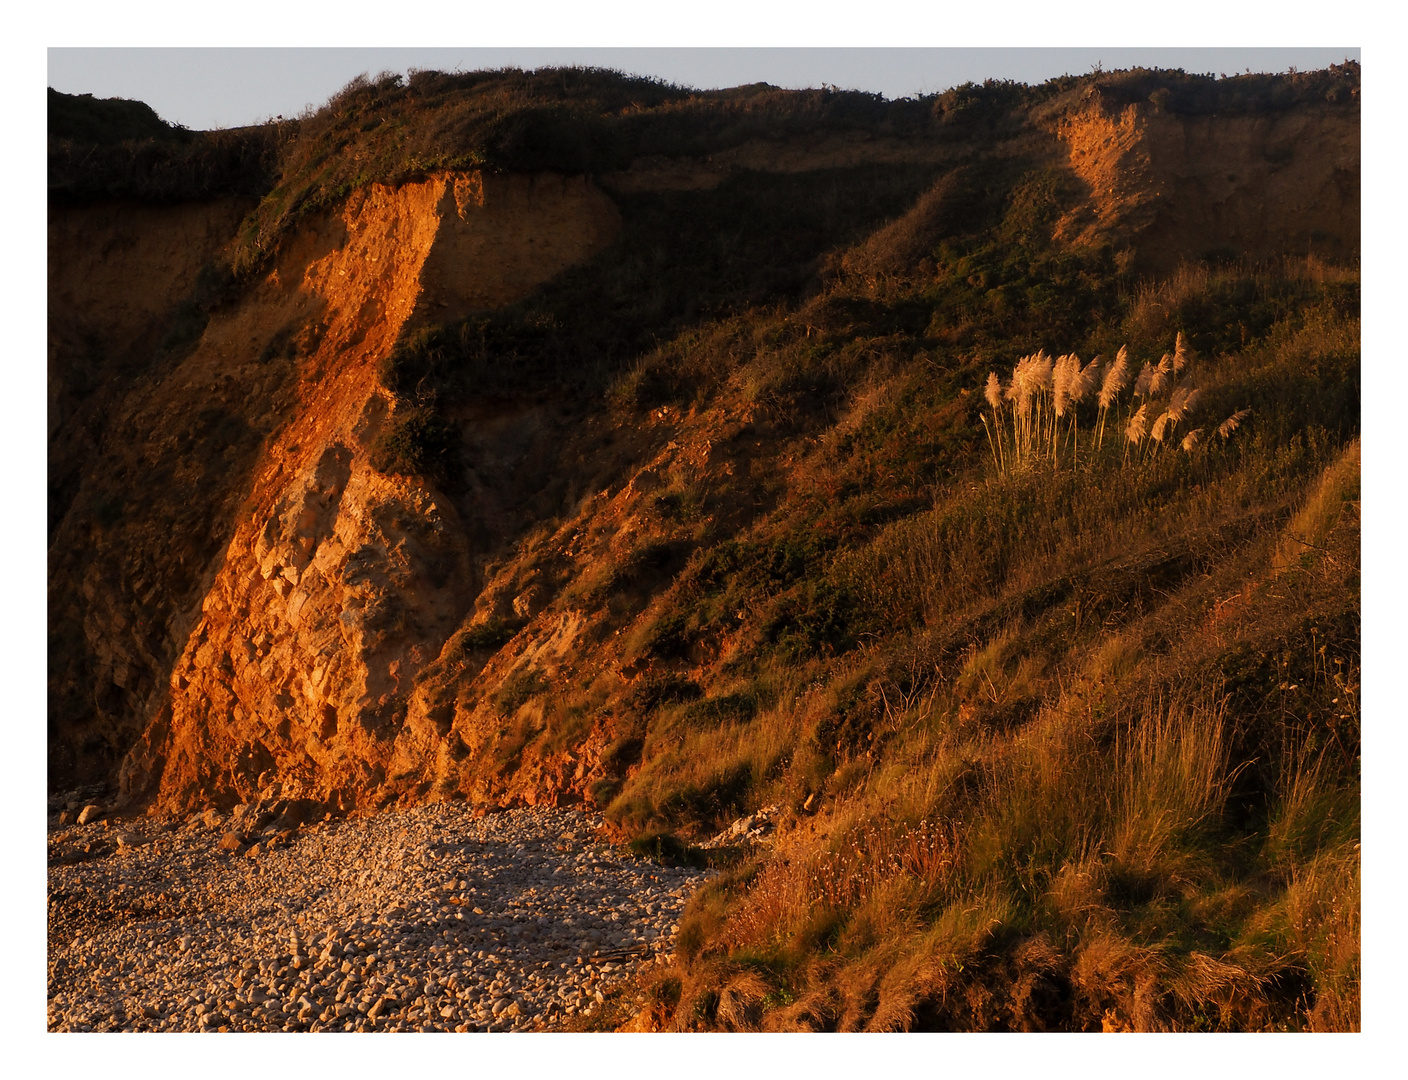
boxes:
[667,664,1352,1030]
[635,256,1358,1032]
[1272,439,1359,575]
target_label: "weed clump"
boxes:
[369,405,458,483]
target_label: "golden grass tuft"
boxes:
[1282,843,1360,1031]
[713,970,771,1031]
[1272,438,1359,574]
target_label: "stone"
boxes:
[218,831,246,853]
[77,805,103,826]
[512,585,546,619]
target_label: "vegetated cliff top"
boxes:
[48,61,1359,250]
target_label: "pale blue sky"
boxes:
[47,48,1360,132]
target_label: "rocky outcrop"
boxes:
[50,171,618,803]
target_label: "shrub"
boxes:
[628,830,708,868]
[369,405,457,482]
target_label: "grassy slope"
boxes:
[620,260,1360,1033]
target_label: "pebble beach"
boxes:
[47,801,710,1033]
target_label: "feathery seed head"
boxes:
[1166,385,1190,422]
[1150,411,1173,442]
[1052,354,1077,417]
[1148,365,1169,397]
[1071,356,1100,402]
[1031,352,1054,394]
[1218,408,1252,439]
[1173,331,1189,374]
[1158,352,1173,375]
[1181,428,1203,452]
[1134,361,1153,397]
[1099,349,1130,409]
[1126,403,1149,443]
[984,372,1002,410]
[1007,355,1032,408]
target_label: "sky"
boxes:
[47,47,1361,132]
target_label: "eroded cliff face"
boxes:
[50,172,618,800]
[48,196,269,787]
[50,97,1358,816]
[1054,99,1359,273]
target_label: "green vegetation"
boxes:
[525,126,1355,1028]
[218,61,1355,276]
[368,405,458,484]
[48,87,187,145]
[48,88,280,204]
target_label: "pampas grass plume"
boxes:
[1071,356,1100,402]
[1031,351,1054,393]
[1173,331,1189,374]
[1053,353,1077,417]
[1126,403,1149,444]
[1149,364,1169,398]
[1181,428,1203,452]
[1099,348,1130,409]
[1134,361,1154,397]
[1218,408,1252,439]
[985,372,1002,410]
[1150,411,1173,443]
[1007,355,1033,403]
[1167,385,1189,419]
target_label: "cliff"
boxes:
[49,64,1360,1031]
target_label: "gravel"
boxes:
[47,802,709,1032]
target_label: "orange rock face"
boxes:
[48,172,618,810]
